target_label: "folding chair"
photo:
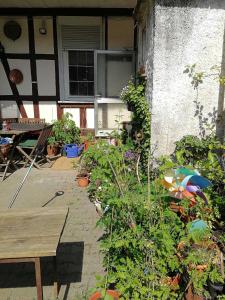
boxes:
[16,125,53,169]
[0,148,11,181]
[0,144,18,181]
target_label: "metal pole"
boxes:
[8,154,38,209]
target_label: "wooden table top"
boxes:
[0,130,28,136]
[0,207,68,259]
[0,123,45,136]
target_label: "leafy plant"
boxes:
[121,79,151,170]
[50,112,81,145]
[81,133,224,299]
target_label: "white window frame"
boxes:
[57,17,104,103]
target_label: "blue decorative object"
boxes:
[189,219,208,233]
[63,144,83,158]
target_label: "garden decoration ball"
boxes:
[189,219,208,233]
[9,69,23,84]
[161,167,212,205]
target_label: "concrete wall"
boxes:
[138,0,225,156]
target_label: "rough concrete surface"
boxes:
[139,0,225,156]
[0,168,104,300]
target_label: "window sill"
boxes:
[58,97,94,103]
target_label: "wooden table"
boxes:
[0,123,45,138]
[0,207,68,300]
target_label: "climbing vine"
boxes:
[120,79,151,169]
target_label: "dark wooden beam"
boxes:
[0,54,27,118]
[53,16,62,119]
[5,53,56,60]
[28,16,39,118]
[0,8,134,16]
[33,101,40,118]
[0,96,57,101]
[80,107,87,128]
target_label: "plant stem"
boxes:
[108,158,124,197]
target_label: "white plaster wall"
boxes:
[0,62,12,95]
[63,108,80,128]
[108,17,134,50]
[148,0,225,156]
[23,101,34,118]
[36,60,56,95]
[39,102,57,123]
[0,101,19,118]
[86,108,94,128]
[34,17,54,54]
[0,17,29,53]
[98,103,131,129]
[8,59,32,95]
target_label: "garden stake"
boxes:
[136,154,141,185]
[104,207,114,297]
[107,157,124,197]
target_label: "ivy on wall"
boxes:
[121,78,151,168]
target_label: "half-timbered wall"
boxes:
[0,15,60,123]
[0,10,134,130]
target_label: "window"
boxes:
[96,51,134,98]
[68,50,94,96]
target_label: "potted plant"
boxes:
[51,112,81,146]
[83,132,96,151]
[89,289,120,300]
[47,136,59,157]
[76,170,89,187]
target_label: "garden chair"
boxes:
[16,125,52,169]
[0,143,18,181]
[0,151,11,181]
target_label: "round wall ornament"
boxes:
[9,69,23,84]
[4,21,22,41]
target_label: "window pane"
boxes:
[97,53,133,98]
[69,51,78,65]
[87,52,94,65]
[69,66,78,81]
[79,82,88,96]
[87,67,94,81]
[88,83,94,95]
[78,66,87,81]
[68,50,94,97]
[70,82,79,95]
[78,51,86,66]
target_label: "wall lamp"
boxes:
[39,19,47,35]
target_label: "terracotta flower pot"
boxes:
[47,144,59,156]
[161,274,180,290]
[84,140,96,151]
[0,144,11,158]
[77,174,89,187]
[169,202,185,214]
[89,290,120,300]
[185,285,205,300]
